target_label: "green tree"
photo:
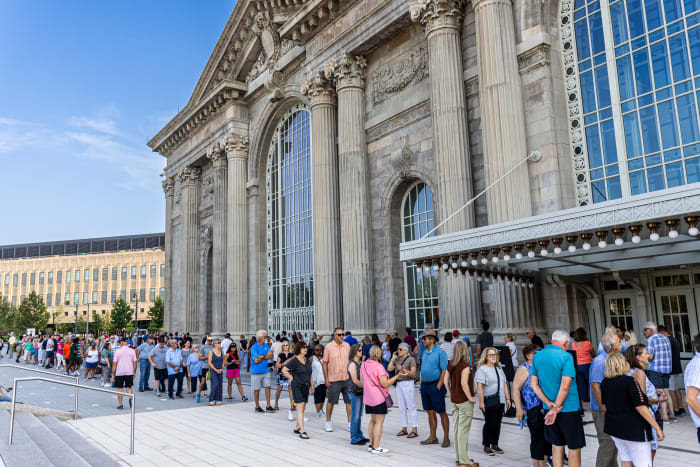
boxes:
[148,296,164,333]
[90,310,106,335]
[57,323,73,334]
[75,314,87,334]
[15,291,49,334]
[0,295,17,332]
[110,297,132,332]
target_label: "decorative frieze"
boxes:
[366,100,431,142]
[518,43,551,75]
[370,45,428,105]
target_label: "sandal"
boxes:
[299,432,310,439]
[396,430,408,437]
[407,432,418,439]
[294,428,301,434]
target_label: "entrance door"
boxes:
[655,290,699,357]
[605,294,636,334]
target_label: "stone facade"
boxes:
[149,0,578,339]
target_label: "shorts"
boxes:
[365,401,388,415]
[277,373,290,388]
[114,375,134,388]
[314,384,327,405]
[526,405,553,460]
[647,370,669,389]
[697,427,700,444]
[327,380,350,405]
[251,371,272,390]
[226,368,240,379]
[668,373,683,391]
[291,383,310,404]
[610,436,652,466]
[420,381,446,414]
[544,410,586,450]
[85,361,97,369]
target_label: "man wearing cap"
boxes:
[419,329,450,448]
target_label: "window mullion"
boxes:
[600,0,632,197]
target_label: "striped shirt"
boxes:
[646,333,672,374]
[684,352,700,428]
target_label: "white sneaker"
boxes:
[303,417,309,422]
[288,410,295,421]
[371,447,389,454]
[316,410,324,418]
[324,421,333,432]
[346,422,351,432]
[367,445,374,452]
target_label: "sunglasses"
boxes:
[335,333,343,337]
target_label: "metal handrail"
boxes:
[0,364,79,419]
[8,377,136,455]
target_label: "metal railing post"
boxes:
[74,380,79,420]
[130,393,135,455]
[8,378,17,445]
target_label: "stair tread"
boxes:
[0,409,54,467]
[15,412,92,467]
[40,416,122,467]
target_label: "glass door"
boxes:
[655,290,699,357]
[605,294,636,335]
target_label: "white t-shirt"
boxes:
[86,349,99,364]
[506,341,518,368]
[440,342,455,361]
[311,355,325,388]
[272,341,283,361]
[684,352,700,428]
[221,338,232,354]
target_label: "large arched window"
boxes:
[563,0,700,205]
[267,104,314,334]
[402,182,439,333]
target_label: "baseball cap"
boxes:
[120,337,129,343]
[452,329,460,336]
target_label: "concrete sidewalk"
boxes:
[68,385,700,467]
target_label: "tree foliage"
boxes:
[15,291,49,334]
[0,295,17,333]
[148,296,164,333]
[110,297,132,332]
[90,310,106,336]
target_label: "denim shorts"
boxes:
[646,370,669,389]
[420,381,446,413]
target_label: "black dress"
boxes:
[285,356,312,404]
[601,375,651,442]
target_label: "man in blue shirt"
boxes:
[343,331,357,347]
[250,330,274,413]
[589,333,621,467]
[531,329,585,467]
[135,337,154,392]
[418,329,450,448]
[165,339,184,399]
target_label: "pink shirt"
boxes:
[360,359,389,407]
[113,346,137,376]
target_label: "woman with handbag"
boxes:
[360,345,405,454]
[347,343,367,445]
[388,342,419,438]
[475,346,511,456]
[445,341,479,467]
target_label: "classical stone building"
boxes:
[150,0,700,357]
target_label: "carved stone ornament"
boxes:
[334,53,367,90]
[201,223,213,252]
[300,65,337,101]
[225,133,250,159]
[178,166,202,185]
[207,140,227,168]
[246,12,285,84]
[391,137,414,177]
[201,176,215,201]
[161,175,175,195]
[409,0,465,32]
[371,45,428,105]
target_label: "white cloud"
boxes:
[68,116,119,135]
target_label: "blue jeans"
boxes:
[576,363,590,402]
[139,360,151,389]
[349,391,365,443]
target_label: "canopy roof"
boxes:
[399,184,700,278]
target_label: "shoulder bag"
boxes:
[483,366,501,409]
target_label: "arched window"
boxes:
[562,0,700,205]
[402,181,439,333]
[267,104,314,334]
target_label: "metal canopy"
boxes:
[399,184,700,277]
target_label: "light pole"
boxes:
[86,302,90,336]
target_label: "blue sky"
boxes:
[0,0,235,245]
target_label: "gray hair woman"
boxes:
[388,342,418,438]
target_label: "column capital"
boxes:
[207,141,228,169]
[409,0,465,33]
[300,65,336,105]
[178,166,201,186]
[334,53,367,91]
[161,175,175,196]
[225,134,249,160]
[470,0,511,11]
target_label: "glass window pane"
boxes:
[607,176,623,199]
[657,100,680,148]
[624,112,644,158]
[628,0,646,38]
[644,0,664,30]
[686,156,700,182]
[651,42,671,88]
[663,0,682,22]
[601,119,619,164]
[630,170,648,193]
[576,20,591,61]
[590,12,606,54]
[686,0,700,13]
[592,179,608,202]
[669,34,691,82]
[611,2,629,44]
[689,26,700,76]
[677,94,700,143]
[618,55,636,100]
[633,49,653,94]
[665,161,684,186]
[647,164,666,190]
[595,65,612,107]
[638,106,661,153]
[587,125,604,168]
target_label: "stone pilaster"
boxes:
[410,0,481,332]
[301,66,343,335]
[225,134,250,337]
[161,175,175,332]
[178,166,201,334]
[208,143,228,335]
[334,54,374,334]
[472,0,533,335]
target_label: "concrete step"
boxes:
[14,412,92,467]
[0,410,54,467]
[40,416,122,467]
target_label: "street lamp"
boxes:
[131,291,139,328]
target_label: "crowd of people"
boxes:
[2,320,700,466]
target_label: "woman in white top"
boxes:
[84,342,100,380]
[504,334,518,369]
[311,344,326,417]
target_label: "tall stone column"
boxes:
[161,175,174,332]
[209,143,228,335]
[301,66,343,335]
[334,54,374,334]
[410,0,481,331]
[179,167,201,334]
[472,0,533,336]
[225,134,250,337]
